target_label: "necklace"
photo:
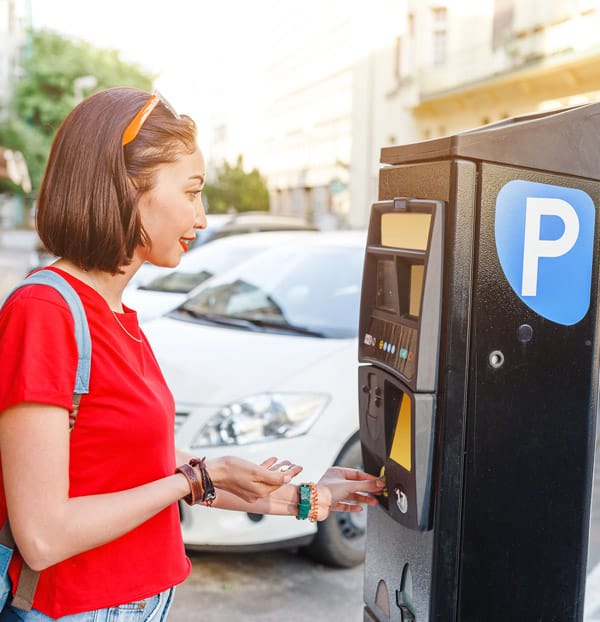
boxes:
[85,270,143,344]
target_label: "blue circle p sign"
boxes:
[495,180,595,326]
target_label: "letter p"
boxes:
[521,197,580,297]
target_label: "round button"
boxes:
[517,324,533,343]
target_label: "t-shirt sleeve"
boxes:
[0,285,79,413]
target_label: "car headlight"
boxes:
[190,393,330,447]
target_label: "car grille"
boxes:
[175,411,190,434]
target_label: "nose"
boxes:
[195,200,208,230]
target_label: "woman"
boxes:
[0,87,383,621]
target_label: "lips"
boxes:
[179,236,195,252]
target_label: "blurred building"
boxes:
[352,0,600,226]
[256,1,402,230]
[0,0,29,121]
[206,0,600,228]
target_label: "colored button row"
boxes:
[378,340,411,360]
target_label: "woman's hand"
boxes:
[204,456,302,504]
[315,467,384,521]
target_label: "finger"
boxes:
[349,479,386,494]
[261,464,302,485]
[330,502,364,513]
[351,493,379,505]
[334,493,379,508]
[267,460,293,472]
[336,467,381,482]
[284,465,303,479]
[260,457,278,468]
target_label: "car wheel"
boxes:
[304,433,367,568]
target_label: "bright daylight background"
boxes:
[30,0,279,157]
[30,0,400,168]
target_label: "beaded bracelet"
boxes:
[308,484,319,522]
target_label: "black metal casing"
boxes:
[359,104,600,621]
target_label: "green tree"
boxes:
[203,155,270,214]
[0,29,154,193]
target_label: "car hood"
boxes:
[143,316,355,405]
[123,289,186,323]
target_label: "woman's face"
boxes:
[136,147,207,267]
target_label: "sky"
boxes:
[27,0,402,165]
[29,0,278,150]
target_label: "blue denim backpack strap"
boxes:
[7,269,92,401]
[0,522,15,613]
[0,269,92,613]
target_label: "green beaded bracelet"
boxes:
[296,484,311,520]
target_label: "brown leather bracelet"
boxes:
[189,457,217,506]
[175,463,204,505]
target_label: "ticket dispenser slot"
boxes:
[359,197,444,531]
[359,365,435,530]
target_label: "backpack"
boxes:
[0,270,91,613]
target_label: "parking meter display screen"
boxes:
[381,212,431,250]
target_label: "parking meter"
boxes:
[358,104,600,621]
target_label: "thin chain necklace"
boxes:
[85,270,143,344]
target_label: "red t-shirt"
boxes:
[0,267,191,617]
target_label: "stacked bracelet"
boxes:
[176,463,204,505]
[190,457,216,505]
[308,484,319,523]
[297,483,318,521]
[176,457,216,506]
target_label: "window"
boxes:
[431,7,448,66]
[394,36,403,81]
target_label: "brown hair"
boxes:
[36,87,197,273]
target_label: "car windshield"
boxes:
[175,243,364,338]
[139,246,261,294]
[140,270,213,294]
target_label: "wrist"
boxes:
[295,483,319,522]
[203,456,228,490]
[315,484,331,521]
[174,471,193,499]
[175,463,204,505]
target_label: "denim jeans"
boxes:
[1,587,175,621]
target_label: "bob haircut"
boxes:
[36,87,197,273]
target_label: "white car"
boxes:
[143,230,367,567]
[124,231,317,323]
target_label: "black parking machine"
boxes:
[358,104,600,621]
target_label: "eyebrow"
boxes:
[189,173,206,188]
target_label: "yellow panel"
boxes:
[389,393,412,471]
[381,213,432,250]
[409,264,425,317]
